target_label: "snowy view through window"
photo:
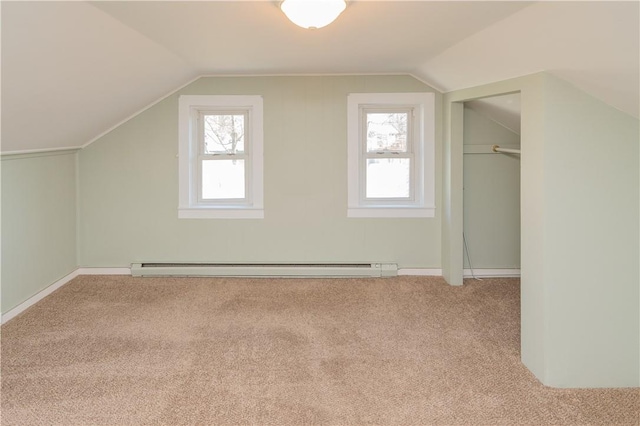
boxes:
[365,112,411,198]
[202,114,246,199]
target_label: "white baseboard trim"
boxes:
[2,266,450,323]
[398,268,443,276]
[77,267,132,275]
[464,268,521,278]
[2,269,80,324]
[2,267,132,324]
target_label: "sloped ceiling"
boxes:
[1,1,638,153]
[1,1,196,153]
[467,93,521,135]
[418,1,639,118]
[91,1,530,74]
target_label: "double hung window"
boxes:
[347,92,435,218]
[199,111,248,201]
[363,108,414,200]
[179,95,263,219]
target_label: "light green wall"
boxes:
[1,151,78,313]
[463,106,520,268]
[442,102,464,285]
[541,74,639,387]
[445,72,639,388]
[79,75,442,268]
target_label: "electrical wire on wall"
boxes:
[463,232,482,281]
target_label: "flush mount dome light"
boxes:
[281,0,347,29]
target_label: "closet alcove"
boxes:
[462,93,521,278]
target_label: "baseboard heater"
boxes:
[130,263,397,278]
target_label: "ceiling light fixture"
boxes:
[281,0,347,29]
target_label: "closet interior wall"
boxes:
[462,98,521,274]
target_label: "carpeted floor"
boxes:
[1,275,638,425]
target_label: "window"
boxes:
[179,95,263,218]
[347,92,435,218]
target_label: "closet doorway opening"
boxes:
[462,93,521,279]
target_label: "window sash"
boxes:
[199,110,249,155]
[361,153,415,202]
[362,108,413,155]
[346,92,435,218]
[179,95,264,219]
[196,110,251,205]
[197,155,251,204]
[360,107,416,203]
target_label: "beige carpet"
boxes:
[1,275,637,425]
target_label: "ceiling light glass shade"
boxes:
[281,0,347,29]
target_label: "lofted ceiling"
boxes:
[1,1,638,153]
[91,1,531,75]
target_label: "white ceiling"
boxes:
[91,1,530,75]
[1,1,195,153]
[418,1,639,118]
[1,1,638,153]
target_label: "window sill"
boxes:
[179,208,264,219]
[347,207,435,218]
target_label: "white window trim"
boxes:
[178,95,264,219]
[347,92,435,218]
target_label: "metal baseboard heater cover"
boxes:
[131,263,398,278]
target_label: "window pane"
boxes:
[203,114,245,154]
[202,159,245,199]
[366,112,408,152]
[366,158,410,198]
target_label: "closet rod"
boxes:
[492,144,521,154]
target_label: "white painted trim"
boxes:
[463,268,521,278]
[347,92,436,217]
[1,269,79,324]
[178,95,264,218]
[1,267,132,324]
[178,208,264,219]
[408,73,445,94]
[77,267,131,275]
[398,268,443,276]
[348,207,435,218]
[1,147,80,158]
[81,74,201,149]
